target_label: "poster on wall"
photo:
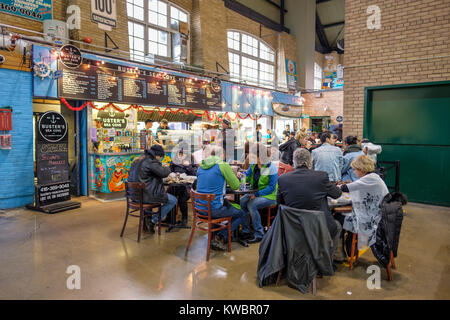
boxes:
[0,0,52,22]
[285,59,298,91]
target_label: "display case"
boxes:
[88,103,142,199]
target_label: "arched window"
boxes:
[227,30,276,89]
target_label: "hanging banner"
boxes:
[58,58,222,110]
[0,0,52,22]
[285,59,298,91]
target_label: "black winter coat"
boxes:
[128,149,171,204]
[257,205,334,294]
[279,139,301,166]
[370,192,407,267]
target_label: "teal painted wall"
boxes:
[365,82,450,207]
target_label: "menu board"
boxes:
[58,59,222,110]
[36,111,69,187]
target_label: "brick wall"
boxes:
[0,69,34,209]
[302,89,344,128]
[344,0,450,138]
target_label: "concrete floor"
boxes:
[0,197,449,300]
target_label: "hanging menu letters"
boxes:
[58,59,222,110]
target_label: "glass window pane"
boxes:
[134,23,144,37]
[134,38,144,51]
[129,36,134,49]
[171,19,179,30]
[148,0,157,12]
[134,6,144,20]
[149,41,158,54]
[171,7,179,19]
[128,21,134,34]
[158,30,167,44]
[158,44,168,56]
[135,0,144,6]
[149,11,158,24]
[158,14,167,27]
[127,3,133,17]
[148,27,158,41]
[158,0,167,14]
[179,12,187,22]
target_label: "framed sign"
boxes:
[0,0,52,22]
[59,45,82,69]
[91,0,117,30]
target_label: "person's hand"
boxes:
[237,172,243,179]
[249,194,256,200]
[305,141,312,149]
[182,160,190,166]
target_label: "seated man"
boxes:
[238,143,278,244]
[277,148,343,264]
[128,145,177,233]
[312,132,344,183]
[196,147,251,250]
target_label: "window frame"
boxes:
[227,30,276,89]
[127,0,190,62]
[314,62,322,90]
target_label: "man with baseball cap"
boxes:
[128,144,177,233]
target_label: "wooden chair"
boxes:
[347,233,396,281]
[120,182,162,242]
[265,204,278,230]
[185,190,232,261]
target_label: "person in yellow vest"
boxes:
[238,143,278,244]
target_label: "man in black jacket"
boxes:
[277,148,342,261]
[128,145,177,232]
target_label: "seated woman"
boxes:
[340,155,389,250]
[170,149,197,226]
[278,130,312,176]
[341,135,365,182]
[238,143,278,244]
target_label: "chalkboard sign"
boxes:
[58,59,222,110]
[37,182,70,206]
[36,111,69,186]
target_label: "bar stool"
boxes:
[120,182,162,242]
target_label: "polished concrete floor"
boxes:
[0,197,449,300]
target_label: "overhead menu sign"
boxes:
[0,0,52,22]
[58,59,223,110]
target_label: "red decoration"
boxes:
[84,36,92,44]
[59,99,263,122]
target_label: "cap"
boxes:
[150,145,165,157]
[161,119,169,124]
[222,118,231,126]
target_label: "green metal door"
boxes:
[364,81,450,206]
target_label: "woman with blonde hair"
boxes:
[339,155,389,250]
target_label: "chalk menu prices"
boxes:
[36,111,70,206]
[58,59,222,110]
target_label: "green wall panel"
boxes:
[365,81,450,207]
[379,144,450,206]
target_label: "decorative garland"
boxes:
[60,98,263,121]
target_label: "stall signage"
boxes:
[36,111,69,186]
[37,182,70,206]
[0,0,53,22]
[59,45,83,69]
[57,59,222,110]
[336,116,343,123]
[97,107,127,129]
[38,111,68,143]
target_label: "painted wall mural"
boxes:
[89,153,140,193]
